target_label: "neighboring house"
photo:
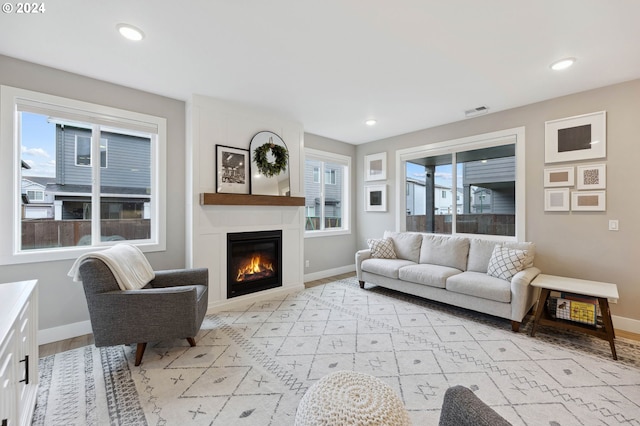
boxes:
[50,123,152,221]
[21,176,55,219]
[304,163,344,228]
[406,178,463,215]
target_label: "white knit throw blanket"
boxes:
[68,244,155,290]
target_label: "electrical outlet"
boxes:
[305,260,310,268]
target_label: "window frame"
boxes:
[396,127,525,241]
[304,148,351,238]
[0,85,167,265]
[26,190,44,202]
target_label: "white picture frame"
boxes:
[571,190,606,211]
[364,152,387,181]
[545,111,606,164]
[543,166,575,187]
[544,188,570,211]
[576,163,606,190]
[365,184,387,212]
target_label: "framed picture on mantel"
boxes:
[216,145,250,194]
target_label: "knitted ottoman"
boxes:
[295,370,411,425]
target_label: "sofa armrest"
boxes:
[510,266,541,322]
[150,268,209,288]
[355,249,372,280]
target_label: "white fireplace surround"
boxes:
[186,95,305,310]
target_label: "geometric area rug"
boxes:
[33,277,640,425]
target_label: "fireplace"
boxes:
[227,230,282,298]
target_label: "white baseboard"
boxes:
[304,264,355,283]
[613,315,640,335]
[206,284,305,314]
[38,320,92,345]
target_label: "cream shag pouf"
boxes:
[295,370,412,426]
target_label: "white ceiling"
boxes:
[1,1,639,144]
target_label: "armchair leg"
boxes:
[135,342,147,366]
[187,337,196,347]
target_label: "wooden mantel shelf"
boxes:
[200,193,305,206]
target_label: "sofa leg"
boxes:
[511,321,521,332]
[135,342,147,366]
[187,337,196,347]
[359,280,365,289]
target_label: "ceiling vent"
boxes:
[464,106,489,118]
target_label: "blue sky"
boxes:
[21,112,56,177]
[406,162,459,188]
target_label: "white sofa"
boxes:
[355,231,541,332]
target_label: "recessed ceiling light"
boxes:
[365,119,377,126]
[116,23,145,41]
[550,57,576,71]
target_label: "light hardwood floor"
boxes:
[39,272,639,357]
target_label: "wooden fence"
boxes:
[406,214,515,236]
[21,219,150,249]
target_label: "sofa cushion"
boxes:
[445,271,511,303]
[419,235,469,271]
[367,238,397,259]
[383,231,422,263]
[467,239,536,273]
[399,264,462,289]
[361,258,416,280]
[486,245,528,281]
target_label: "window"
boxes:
[325,168,337,185]
[76,135,107,167]
[0,86,166,264]
[26,190,44,202]
[399,127,525,240]
[304,148,350,236]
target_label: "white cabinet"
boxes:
[0,280,38,426]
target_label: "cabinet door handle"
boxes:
[19,355,29,385]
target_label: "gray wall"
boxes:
[303,133,357,275]
[0,55,187,332]
[355,78,640,321]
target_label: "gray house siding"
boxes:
[463,157,515,214]
[55,125,151,191]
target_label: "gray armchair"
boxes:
[78,258,209,366]
[439,385,512,426]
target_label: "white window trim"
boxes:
[0,85,167,265]
[304,148,351,238]
[395,127,525,242]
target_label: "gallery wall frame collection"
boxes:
[543,111,608,212]
[363,152,388,212]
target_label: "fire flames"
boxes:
[236,255,274,282]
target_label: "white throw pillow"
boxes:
[367,238,397,259]
[486,245,528,281]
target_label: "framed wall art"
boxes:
[571,190,606,212]
[216,145,250,194]
[364,152,387,181]
[544,188,570,211]
[543,166,574,187]
[365,184,387,212]
[545,111,606,163]
[576,163,606,190]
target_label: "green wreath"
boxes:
[253,139,289,178]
